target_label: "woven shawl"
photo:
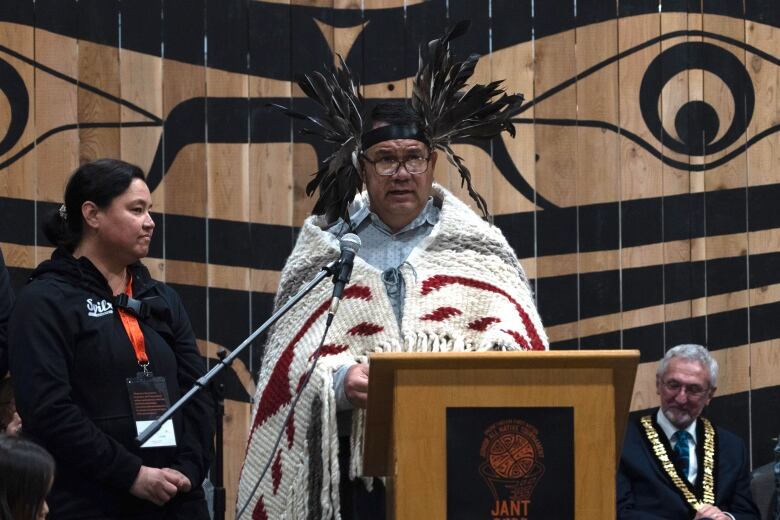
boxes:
[237,184,548,519]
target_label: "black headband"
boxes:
[362,124,427,150]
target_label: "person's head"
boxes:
[43,159,154,265]
[359,101,437,232]
[0,435,55,520]
[655,344,718,429]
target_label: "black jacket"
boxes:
[0,248,14,378]
[9,249,214,519]
[617,412,760,520]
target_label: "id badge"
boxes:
[126,374,177,448]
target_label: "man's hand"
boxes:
[161,467,192,493]
[130,465,179,506]
[344,363,369,409]
[695,505,732,520]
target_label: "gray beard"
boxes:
[663,407,695,429]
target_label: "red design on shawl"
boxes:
[310,344,350,358]
[468,316,501,331]
[347,323,384,336]
[272,451,282,494]
[420,275,544,351]
[420,306,462,321]
[252,496,268,520]
[248,285,373,441]
[501,329,531,350]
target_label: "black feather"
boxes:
[271,56,365,223]
[411,20,525,220]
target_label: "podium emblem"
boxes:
[447,407,573,520]
[479,419,545,517]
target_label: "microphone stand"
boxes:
[135,261,339,514]
[212,349,226,520]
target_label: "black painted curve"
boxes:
[145,97,555,209]
[1,1,779,83]
[0,56,28,156]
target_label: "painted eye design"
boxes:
[638,40,754,168]
[516,31,769,182]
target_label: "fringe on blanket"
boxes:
[344,332,524,484]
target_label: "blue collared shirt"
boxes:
[328,197,440,413]
[328,196,441,322]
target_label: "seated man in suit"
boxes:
[618,344,759,520]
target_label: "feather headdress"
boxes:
[269,55,365,224]
[277,20,524,224]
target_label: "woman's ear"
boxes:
[81,201,100,230]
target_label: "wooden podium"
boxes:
[363,350,639,519]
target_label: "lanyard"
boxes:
[117,273,149,369]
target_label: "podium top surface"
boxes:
[368,349,640,370]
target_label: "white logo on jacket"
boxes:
[86,298,113,317]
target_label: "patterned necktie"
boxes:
[673,430,691,479]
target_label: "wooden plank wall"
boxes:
[1,1,779,516]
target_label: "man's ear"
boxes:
[81,201,100,230]
[428,150,439,174]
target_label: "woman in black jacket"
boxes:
[9,159,214,519]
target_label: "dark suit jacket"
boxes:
[618,412,760,520]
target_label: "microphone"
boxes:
[329,233,361,317]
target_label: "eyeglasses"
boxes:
[660,379,710,398]
[362,153,430,176]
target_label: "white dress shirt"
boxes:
[656,408,698,484]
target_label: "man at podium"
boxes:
[237,23,548,520]
[617,344,759,520]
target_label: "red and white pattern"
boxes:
[238,185,548,519]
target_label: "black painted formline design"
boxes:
[0,56,28,156]
[5,181,780,269]
[0,122,160,171]
[639,42,754,156]
[0,42,162,168]
[519,118,780,173]
[0,1,778,83]
[8,210,780,331]
[541,251,780,326]
[514,30,778,172]
[0,44,162,124]
[142,97,554,209]
[1,27,774,204]
[139,29,780,196]
[554,300,779,356]
[4,29,775,203]
[516,30,776,113]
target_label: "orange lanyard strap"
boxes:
[117,273,149,367]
